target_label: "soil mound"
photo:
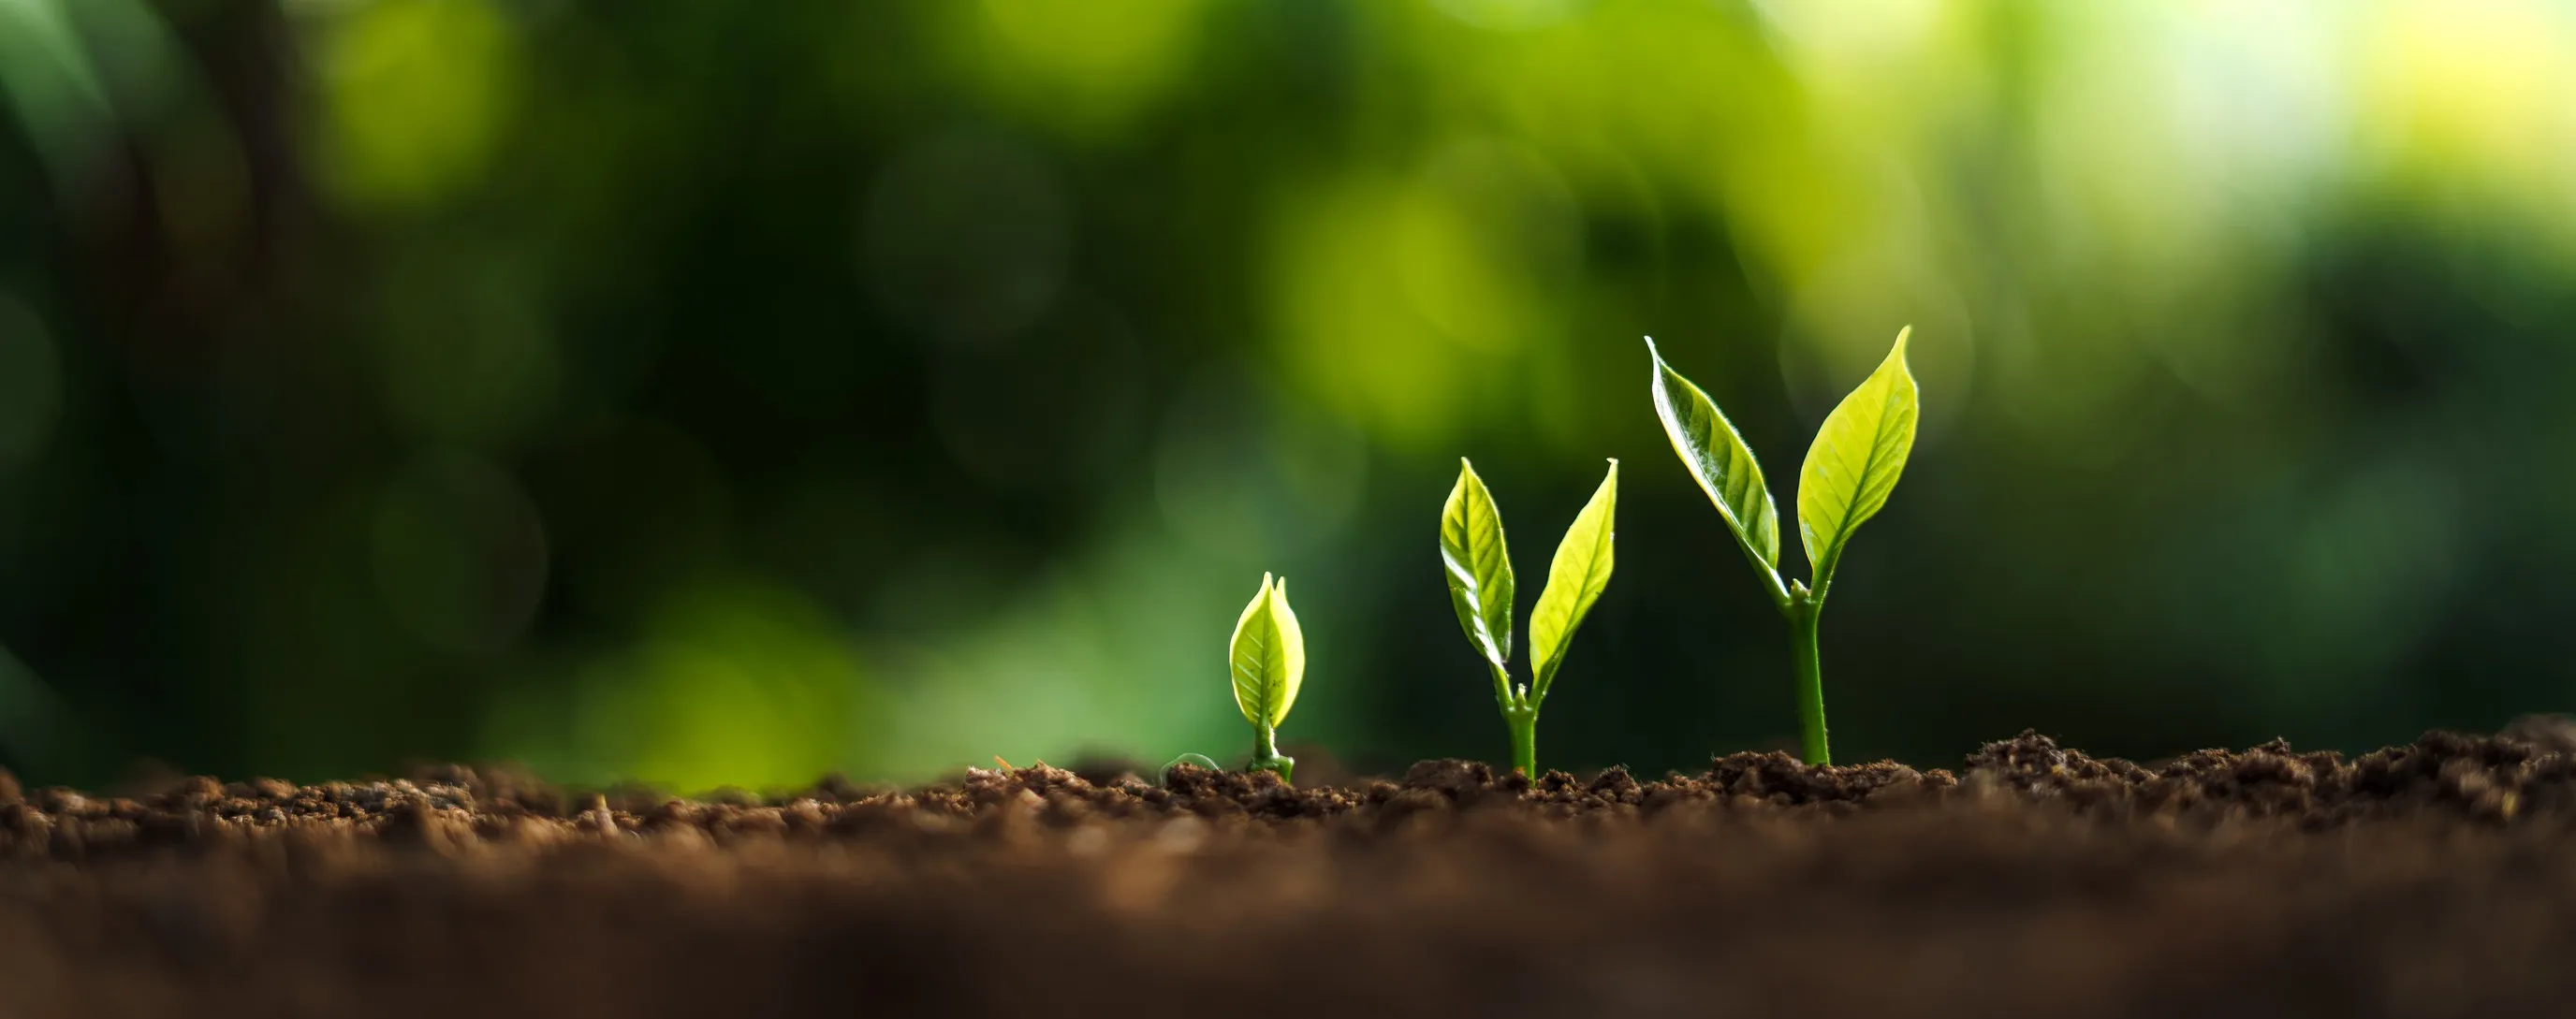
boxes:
[6,727,2575,1018]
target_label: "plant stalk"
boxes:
[1489,661,1541,776]
[1503,702,1540,777]
[1250,721,1295,784]
[1786,596,1830,765]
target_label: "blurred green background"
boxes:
[0,0,2569,789]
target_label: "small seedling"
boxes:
[1439,458,1618,777]
[1228,573,1306,782]
[1647,328,1920,765]
[1157,752,1221,785]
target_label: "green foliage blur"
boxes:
[0,0,2569,788]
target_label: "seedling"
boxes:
[1647,328,1919,765]
[1158,752,1221,783]
[1228,573,1307,782]
[1439,458,1618,777]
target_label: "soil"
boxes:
[8,724,2576,1019]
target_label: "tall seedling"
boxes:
[1229,573,1306,782]
[1440,459,1618,777]
[1647,329,1919,765]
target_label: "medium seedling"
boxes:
[1439,458,1618,777]
[1228,572,1306,782]
[1647,328,1920,765]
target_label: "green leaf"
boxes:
[1228,573,1306,728]
[1439,459,1515,667]
[1647,337,1785,600]
[1796,327,1921,592]
[1530,459,1617,698]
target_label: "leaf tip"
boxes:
[1886,327,1920,389]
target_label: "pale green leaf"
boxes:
[1439,459,1515,667]
[1797,327,1921,592]
[1269,576,1305,723]
[1647,337,1784,599]
[1228,573,1305,728]
[1530,459,1617,697]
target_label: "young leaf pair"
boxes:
[1647,328,1920,765]
[1219,573,1305,782]
[1440,459,1617,777]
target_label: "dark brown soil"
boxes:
[9,725,2576,1018]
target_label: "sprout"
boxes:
[1228,573,1306,782]
[1647,328,1920,765]
[1157,752,1221,785]
[1439,458,1618,777]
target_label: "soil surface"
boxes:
[9,724,2576,1018]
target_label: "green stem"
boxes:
[1486,660,1515,711]
[1787,596,1830,765]
[1503,702,1539,777]
[1249,721,1295,784]
[1489,661,1540,777]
